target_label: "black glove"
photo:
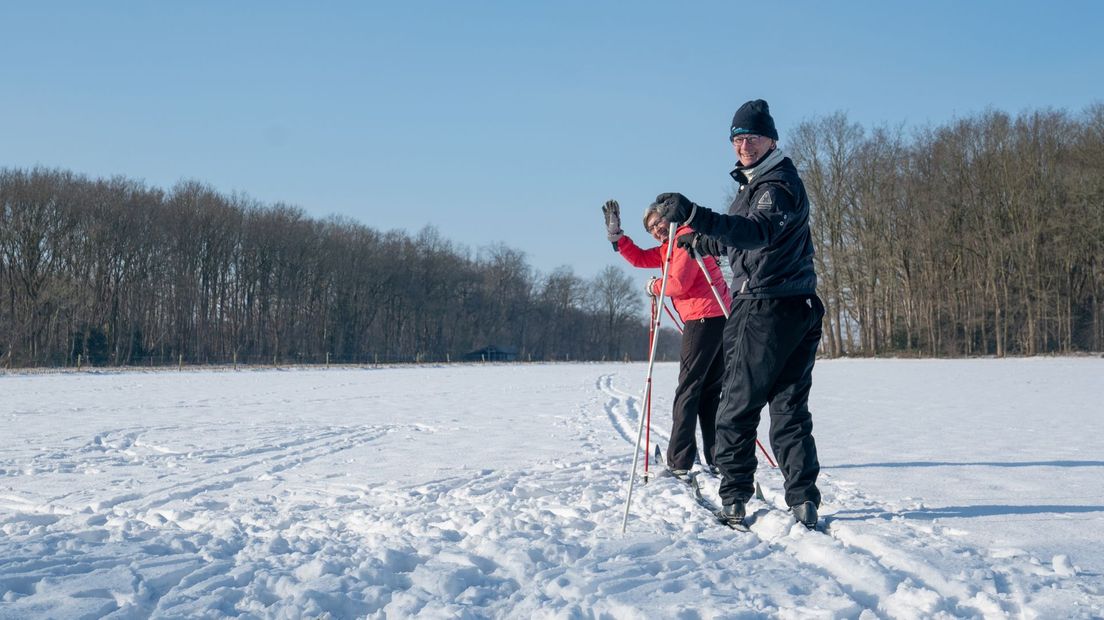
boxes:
[679,232,724,257]
[601,199,623,250]
[652,192,698,225]
[676,232,700,257]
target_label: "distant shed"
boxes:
[463,345,519,362]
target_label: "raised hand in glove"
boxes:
[644,276,660,297]
[652,192,699,225]
[602,199,623,248]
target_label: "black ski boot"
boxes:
[791,501,818,530]
[718,501,747,529]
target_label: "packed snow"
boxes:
[1,358,1102,619]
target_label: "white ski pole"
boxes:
[622,222,678,533]
[692,251,730,320]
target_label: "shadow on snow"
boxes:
[828,460,1104,469]
[829,504,1104,522]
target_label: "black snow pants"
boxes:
[667,315,726,471]
[715,295,825,508]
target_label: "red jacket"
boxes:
[617,226,731,321]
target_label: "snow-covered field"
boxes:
[1,358,1102,619]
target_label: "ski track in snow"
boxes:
[597,372,1097,619]
[0,365,1100,618]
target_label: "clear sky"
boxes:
[3,1,1102,281]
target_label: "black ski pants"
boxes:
[667,315,726,470]
[715,295,825,508]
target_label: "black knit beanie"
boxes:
[730,99,778,140]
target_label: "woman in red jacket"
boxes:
[603,200,730,476]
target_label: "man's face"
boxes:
[732,134,775,167]
[645,214,669,243]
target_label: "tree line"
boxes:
[3,105,1101,368]
[0,170,651,368]
[789,105,1104,356]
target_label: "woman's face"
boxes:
[645,214,669,243]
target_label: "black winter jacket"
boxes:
[689,153,817,299]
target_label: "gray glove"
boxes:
[645,276,660,297]
[602,199,623,249]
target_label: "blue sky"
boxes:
[3,2,1102,280]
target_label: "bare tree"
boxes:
[587,265,643,360]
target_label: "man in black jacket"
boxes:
[653,99,825,530]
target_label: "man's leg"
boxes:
[767,296,825,508]
[715,300,780,504]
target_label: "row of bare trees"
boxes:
[4,106,1100,367]
[0,169,650,368]
[789,105,1104,356]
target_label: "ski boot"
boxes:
[669,468,692,482]
[791,501,818,530]
[718,501,747,529]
